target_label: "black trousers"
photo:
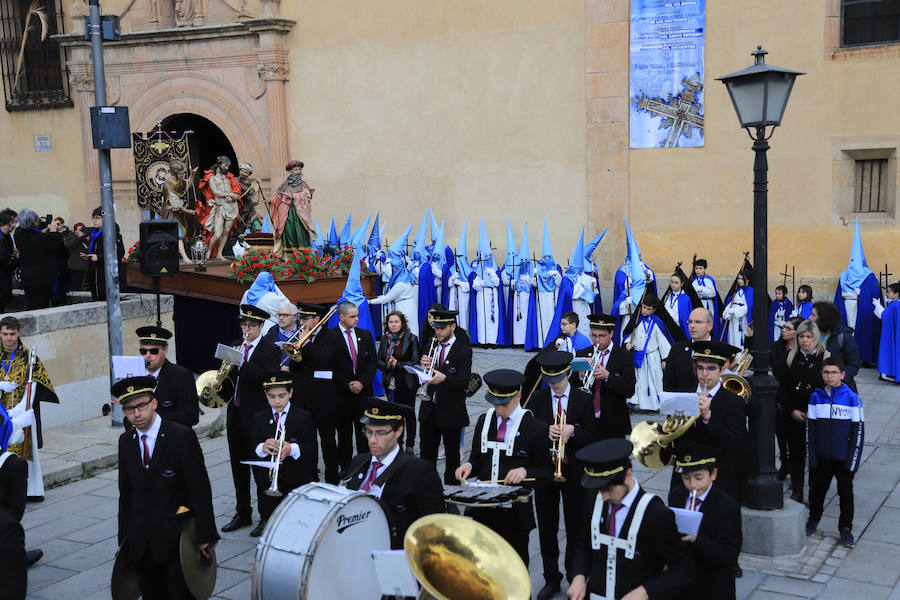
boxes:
[419,421,462,485]
[391,383,417,450]
[783,428,806,493]
[468,507,531,568]
[134,547,191,600]
[23,284,51,309]
[337,396,368,472]
[535,478,585,584]
[251,467,287,521]
[0,524,26,600]
[809,459,855,531]
[311,405,341,484]
[226,404,262,518]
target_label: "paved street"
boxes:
[22,348,900,599]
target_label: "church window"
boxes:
[0,0,72,111]
[842,0,900,46]
[854,159,888,213]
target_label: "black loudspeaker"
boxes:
[139,221,180,277]
[90,106,131,149]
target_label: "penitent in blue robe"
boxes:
[834,272,882,364]
[768,298,794,343]
[543,276,575,347]
[878,300,900,379]
[417,258,438,333]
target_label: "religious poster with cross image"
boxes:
[629,0,706,148]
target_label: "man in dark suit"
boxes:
[264,302,301,366]
[568,439,693,600]
[574,313,636,439]
[114,376,218,600]
[320,301,378,470]
[455,369,552,567]
[668,341,746,504]
[249,372,318,536]
[136,326,199,428]
[341,398,444,548]
[0,404,28,597]
[419,309,473,485]
[290,301,342,483]
[530,351,599,600]
[222,304,283,533]
[669,445,742,600]
[663,307,714,392]
[0,210,16,312]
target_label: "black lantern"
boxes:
[717,46,804,130]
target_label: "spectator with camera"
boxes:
[14,209,64,309]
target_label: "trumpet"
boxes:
[264,421,287,498]
[551,408,567,482]
[415,337,439,404]
[579,349,601,393]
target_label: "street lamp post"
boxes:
[717,46,804,510]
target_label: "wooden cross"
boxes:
[879,264,893,290]
[779,264,791,288]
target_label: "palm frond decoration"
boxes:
[13,1,49,93]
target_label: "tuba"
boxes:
[404,514,531,600]
[195,337,244,408]
[721,348,753,403]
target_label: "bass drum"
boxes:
[252,482,391,600]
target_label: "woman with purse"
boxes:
[780,319,828,503]
[377,311,421,452]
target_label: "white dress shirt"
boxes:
[361,444,401,498]
[551,383,571,414]
[609,480,641,537]
[254,401,301,460]
[136,413,163,460]
[684,481,713,510]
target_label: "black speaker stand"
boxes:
[152,276,162,328]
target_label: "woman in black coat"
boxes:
[771,316,803,481]
[14,209,65,310]
[780,319,828,502]
[377,310,422,452]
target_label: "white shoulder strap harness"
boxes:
[479,407,528,482]
[0,450,13,470]
[588,491,655,600]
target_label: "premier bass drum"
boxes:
[252,482,391,600]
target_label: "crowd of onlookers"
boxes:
[0,207,125,311]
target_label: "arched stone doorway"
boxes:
[161,113,239,178]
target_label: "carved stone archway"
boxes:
[58,9,294,240]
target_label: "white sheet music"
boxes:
[371,550,420,597]
[403,365,432,384]
[659,392,700,416]
[111,356,147,378]
[670,507,703,536]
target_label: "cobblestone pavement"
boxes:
[23,348,900,599]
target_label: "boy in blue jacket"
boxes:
[805,357,864,548]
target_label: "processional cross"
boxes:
[636,76,705,148]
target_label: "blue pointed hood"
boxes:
[504,220,518,278]
[565,228,585,283]
[477,218,496,273]
[312,218,325,253]
[430,221,446,268]
[518,223,533,276]
[429,209,441,246]
[388,224,415,287]
[338,214,352,247]
[625,219,646,305]
[327,217,339,250]
[840,216,874,291]
[342,247,366,304]
[379,222,385,244]
[366,213,381,258]
[584,228,608,266]
[350,215,371,252]
[541,221,553,261]
[411,213,429,264]
[454,222,473,278]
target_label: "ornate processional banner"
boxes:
[132,128,193,214]
[629,0,705,148]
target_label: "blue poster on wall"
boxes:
[629,0,705,149]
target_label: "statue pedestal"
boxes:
[740,498,805,556]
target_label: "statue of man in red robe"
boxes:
[197,156,242,259]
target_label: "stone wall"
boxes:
[14,293,175,428]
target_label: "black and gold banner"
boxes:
[132,129,192,213]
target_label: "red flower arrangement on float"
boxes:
[230,246,370,284]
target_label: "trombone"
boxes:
[283,303,339,363]
[264,421,287,498]
[551,408,567,482]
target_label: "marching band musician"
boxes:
[0,315,58,501]
[667,340,746,504]
[567,439,693,600]
[341,398,444,548]
[454,369,551,567]
[222,304,282,535]
[289,301,342,484]
[530,351,598,600]
[135,326,199,428]
[249,372,318,537]
[668,444,742,600]
[574,314,635,439]
[419,309,473,485]
[114,376,218,600]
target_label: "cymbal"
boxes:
[110,541,140,600]
[179,517,217,600]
